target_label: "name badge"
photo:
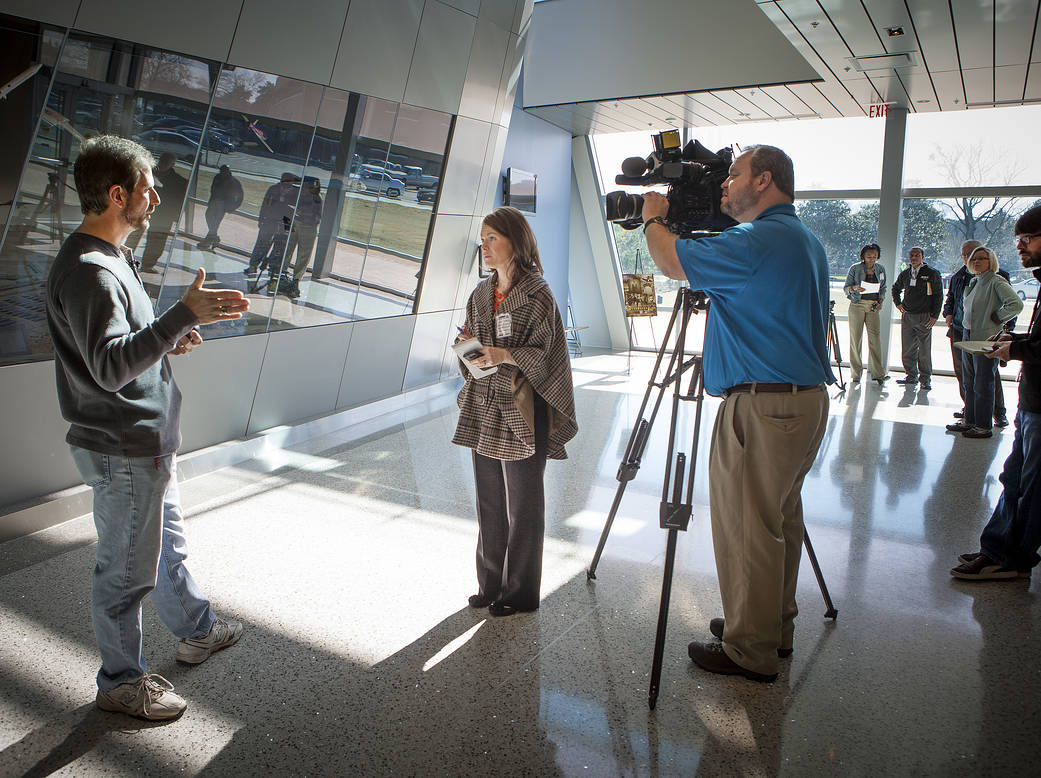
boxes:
[496,312,512,338]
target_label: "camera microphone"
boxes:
[621,157,648,177]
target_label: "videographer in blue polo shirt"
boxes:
[642,145,834,683]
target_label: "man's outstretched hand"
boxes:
[181,268,249,325]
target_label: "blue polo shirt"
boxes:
[675,203,835,397]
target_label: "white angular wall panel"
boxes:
[337,316,415,409]
[438,117,492,216]
[454,216,485,311]
[458,17,511,123]
[0,360,80,508]
[0,0,79,25]
[478,0,516,31]
[176,331,267,453]
[494,31,524,128]
[248,323,353,435]
[75,0,241,63]
[512,0,533,34]
[228,0,348,85]
[403,310,456,390]
[331,0,423,102]
[475,122,508,216]
[442,0,480,13]
[417,215,475,313]
[404,0,476,114]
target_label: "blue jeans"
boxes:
[70,447,215,691]
[961,342,997,430]
[980,410,1041,571]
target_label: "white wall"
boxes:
[0,0,532,536]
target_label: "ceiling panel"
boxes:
[906,0,960,71]
[995,0,1038,66]
[930,69,967,109]
[816,0,886,56]
[995,63,1029,102]
[962,66,994,105]
[649,95,724,126]
[522,0,1039,135]
[951,0,994,70]
[758,84,817,116]
[785,82,843,118]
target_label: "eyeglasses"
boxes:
[1015,233,1041,245]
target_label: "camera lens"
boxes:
[605,191,643,222]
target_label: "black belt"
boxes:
[722,382,823,398]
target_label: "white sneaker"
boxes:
[176,617,243,664]
[96,674,186,721]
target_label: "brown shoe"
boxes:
[687,640,777,682]
[709,618,792,658]
[950,554,1029,580]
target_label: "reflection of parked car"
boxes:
[1012,276,1039,301]
[132,130,198,161]
[416,188,437,204]
[359,170,404,198]
[406,170,438,188]
[173,126,236,153]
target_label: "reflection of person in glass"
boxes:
[844,243,889,386]
[641,145,833,684]
[198,165,243,251]
[245,172,298,278]
[137,152,187,271]
[44,136,249,721]
[945,246,1022,439]
[281,175,322,299]
[952,206,1041,579]
[452,206,577,617]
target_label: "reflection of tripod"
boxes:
[587,287,838,709]
[827,300,846,391]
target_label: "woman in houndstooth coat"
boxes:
[453,206,578,617]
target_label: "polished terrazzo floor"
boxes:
[1,352,1039,777]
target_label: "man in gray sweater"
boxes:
[45,135,249,721]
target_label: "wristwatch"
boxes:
[643,216,666,233]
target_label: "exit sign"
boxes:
[868,104,890,118]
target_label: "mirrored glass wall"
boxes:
[0,14,452,366]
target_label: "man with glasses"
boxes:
[951,206,1041,580]
[642,145,833,683]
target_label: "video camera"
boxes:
[605,130,737,238]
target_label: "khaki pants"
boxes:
[848,300,884,380]
[709,386,829,675]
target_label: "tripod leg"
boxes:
[802,529,838,619]
[648,527,678,710]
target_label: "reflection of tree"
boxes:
[213,68,274,105]
[137,52,203,98]
[929,142,1023,271]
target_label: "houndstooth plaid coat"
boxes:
[452,272,578,461]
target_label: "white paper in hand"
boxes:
[451,337,498,378]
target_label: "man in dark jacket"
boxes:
[893,246,943,389]
[199,165,243,250]
[139,152,187,271]
[952,205,1041,580]
[943,239,1012,425]
[46,136,249,720]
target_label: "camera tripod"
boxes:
[827,300,846,391]
[587,287,838,709]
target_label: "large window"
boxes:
[0,18,452,366]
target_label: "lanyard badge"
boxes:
[496,312,512,339]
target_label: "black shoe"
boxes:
[468,594,492,608]
[946,422,971,433]
[963,426,993,438]
[874,375,890,386]
[896,377,917,385]
[709,618,792,658]
[919,382,931,390]
[488,601,517,617]
[953,411,964,419]
[951,554,1030,580]
[995,416,1009,427]
[957,551,984,565]
[687,641,777,683]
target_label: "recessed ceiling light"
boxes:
[885,26,905,37]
